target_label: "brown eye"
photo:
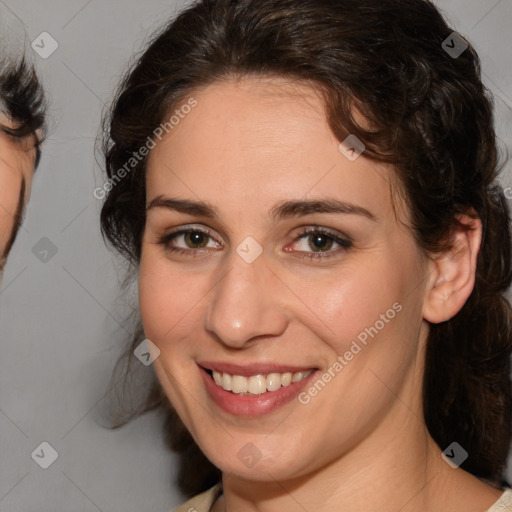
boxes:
[158,226,221,256]
[289,227,353,261]
[308,233,335,252]
[184,231,209,248]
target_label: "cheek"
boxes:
[283,254,409,354]
[138,254,207,350]
[139,262,177,342]
[319,258,422,397]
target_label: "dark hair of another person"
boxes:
[0,53,46,265]
[100,0,512,497]
[0,54,46,165]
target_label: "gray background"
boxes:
[0,1,511,511]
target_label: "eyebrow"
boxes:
[146,196,377,222]
[0,126,42,171]
[2,176,26,261]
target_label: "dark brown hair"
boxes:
[0,54,46,142]
[100,0,512,497]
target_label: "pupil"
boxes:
[310,234,333,252]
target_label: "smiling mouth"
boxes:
[205,368,315,395]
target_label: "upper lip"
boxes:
[198,361,317,376]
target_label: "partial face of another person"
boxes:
[138,77,432,481]
[0,113,39,269]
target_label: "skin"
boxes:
[0,113,39,270]
[139,77,503,512]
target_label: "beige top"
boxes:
[173,484,512,512]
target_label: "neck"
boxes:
[215,403,501,512]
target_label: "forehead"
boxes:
[146,77,400,222]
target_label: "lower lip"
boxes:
[198,365,318,416]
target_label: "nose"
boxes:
[204,249,289,348]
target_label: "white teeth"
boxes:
[232,375,248,394]
[221,373,232,391]
[248,375,267,394]
[213,371,223,386]
[291,371,305,383]
[281,372,292,386]
[266,373,282,391]
[210,369,313,395]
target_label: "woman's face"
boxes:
[139,77,431,481]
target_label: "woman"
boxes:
[100,0,512,510]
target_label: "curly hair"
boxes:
[100,0,512,497]
[0,53,46,138]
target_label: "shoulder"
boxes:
[171,483,223,512]
[486,488,512,512]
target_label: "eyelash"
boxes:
[158,225,353,261]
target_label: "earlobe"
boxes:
[422,214,482,324]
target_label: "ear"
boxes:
[422,213,482,324]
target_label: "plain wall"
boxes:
[0,1,511,511]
